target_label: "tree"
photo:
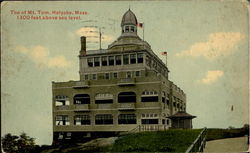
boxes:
[2,132,36,153]
[17,132,35,153]
[1,133,19,153]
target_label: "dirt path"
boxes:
[204,136,249,152]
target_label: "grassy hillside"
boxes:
[34,127,249,152]
[110,129,202,152]
[37,129,202,153]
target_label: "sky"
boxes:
[1,1,249,145]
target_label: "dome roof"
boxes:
[121,9,138,26]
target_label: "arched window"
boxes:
[74,94,90,104]
[118,114,136,124]
[118,92,136,103]
[95,93,113,104]
[141,91,159,102]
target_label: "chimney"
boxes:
[80,36,86,56]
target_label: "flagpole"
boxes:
[99,28,102,50]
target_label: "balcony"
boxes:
[118,103,136,111]
[72,81,89,88]
[117,78,136,86]
[55,105,71,111]
[74,104,90,112]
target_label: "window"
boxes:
[130,54,136,64]
[74,115,90,125]
[108,56,114,66]
[166,94,170,105]
[74,94,90,104]
[141,91,159,102]
[123,54,129,65]
[162,119,165,124]
[137,53,143,63]
[113,72,118,79]
[135,71,140,77]
[88,58,93,67]
[102,56,107,66]
[92,74,97,80]
[118,114,136,124]
[131,26,135,32]
[105,73,110,79]
[141,119,158,124]
[167,119,169,125]
[94,57,100,66]
[118,92,136,103]
[95,93,113,104]
[116,55,122,65]
[126,72,132,78]
[95,114,113,125]
[125,26,129,32]
[84,74,89,80]
[55,95,69,106]
[162,91,166,103]
[56,115,69,125]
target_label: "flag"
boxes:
[161,52,167,56]
[137,23,143,28]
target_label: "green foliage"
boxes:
[111,129,202,152]
[1,132,36,153]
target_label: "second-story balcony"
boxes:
[72,81,90,89]
[117,78,136,86]
[74,104,90,112]
[118,103,136,111]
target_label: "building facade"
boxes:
[52,9,186,142]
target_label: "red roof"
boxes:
[167,111,196,119]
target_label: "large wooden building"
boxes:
[52,9,188,142]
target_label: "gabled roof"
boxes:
[167,111,196,119]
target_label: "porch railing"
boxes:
[185,127,207,153]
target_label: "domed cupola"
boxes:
[121,9,138,35]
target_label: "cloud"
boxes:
[75,27,114,43]
[176,32,244,59]
[15,45,71,68]
[48,56,71,68]
[198,70,224,84]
